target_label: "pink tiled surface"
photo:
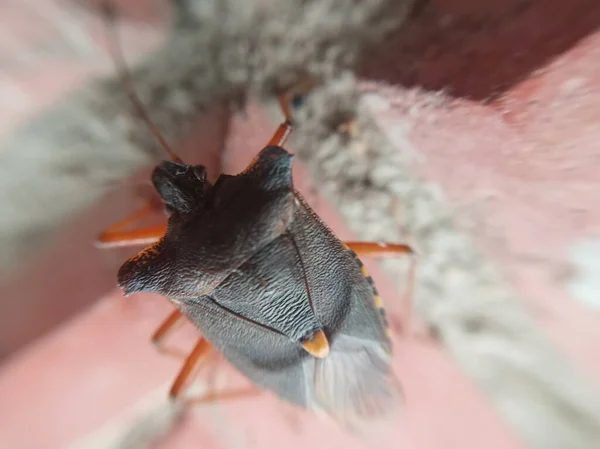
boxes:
[1,1,600,448]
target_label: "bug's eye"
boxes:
[193,166,207,182]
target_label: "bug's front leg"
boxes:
[265,94,294,148]
[95,199,167,249]
[265,77,318,148]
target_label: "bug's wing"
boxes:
[183,292,401,425]
[290,195,402,426]
[312,334,402,428]
[180,295,313,408]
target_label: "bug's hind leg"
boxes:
[169,338,260,405]
[343,241,420,338]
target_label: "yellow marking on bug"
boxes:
[374,295,384,308]
[302,330,330,358]
[361,265,369,277]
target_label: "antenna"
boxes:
[99,2,184,164]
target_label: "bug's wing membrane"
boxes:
[310,276,401,426]
[180,297,313,408]
[312,334,401,428]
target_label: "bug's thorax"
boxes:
[138,146,331,359]
[117,146,299,297]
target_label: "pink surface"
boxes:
[0,107,522,449]
[1,1,600,448]
[361,28,600,378]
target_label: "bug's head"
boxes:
[152,161,212,215]
[118,146,298,298]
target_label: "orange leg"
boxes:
[151,309,184,344]
[169,338,213,399]
[168,336,259,405]
[149,312,252,404]
[96,224,166,248]
[95,200,167,249]
[343,242,413,257]
[150,309,189,360]
[265,93,294,148]
[265,77,317,148]
[344,241,419,337]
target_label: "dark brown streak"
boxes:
[285,231,316,317]
[205,296,287,337]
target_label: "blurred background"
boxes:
[0,0,599,448]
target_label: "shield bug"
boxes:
[95,1,416,428]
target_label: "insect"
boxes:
[95,2,415,428]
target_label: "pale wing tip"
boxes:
[311,336,403,430]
